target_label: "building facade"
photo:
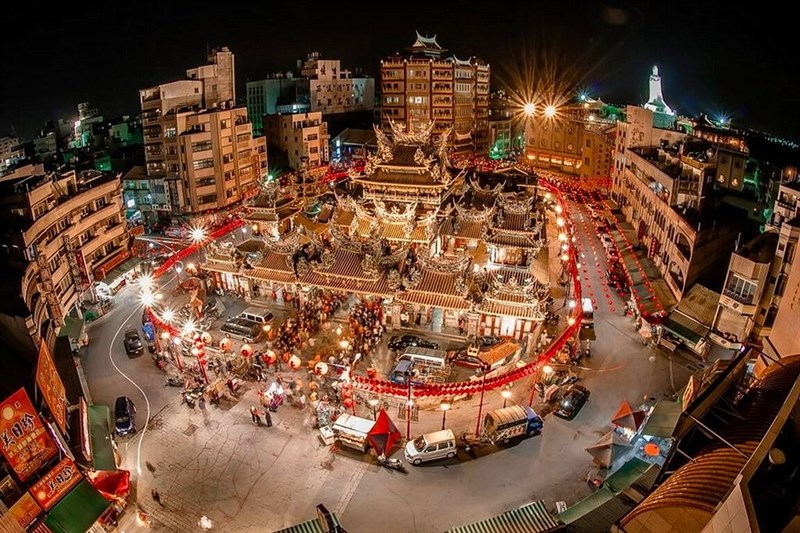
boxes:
[246,52,374,137]
[0,164,128,344]
[380,32,490,153]
[524,100,617,179]
[141,47,267,221]
[264,111,329,170]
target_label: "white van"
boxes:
[397,347,448,371]
[239,306,275,325]
[581,298,594,325]
[405,429,457,465]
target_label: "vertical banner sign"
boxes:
[79,398,92,462]
[0,388,59,481]
[29,457,82,510]
[74,249,92,291]
[35,340,68,433]
[8,492,42,528]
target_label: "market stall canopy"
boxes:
[585,431,634,468]
[367,409,401,456]
[87,470,130,502]
[611,400,646,432]
[447,500,561,533]
[44,479,111,533]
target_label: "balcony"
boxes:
[81,224,125,256]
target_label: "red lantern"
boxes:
[220,338,232,351]
[342,398,354,408]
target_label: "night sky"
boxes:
[3,2,799,141]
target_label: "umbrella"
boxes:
[87,469,131,501]
[611,400,647,432]
[367,409,401,456]
[585,431,633,468]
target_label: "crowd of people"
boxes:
[272,291,344,355]
[348,298,386,358]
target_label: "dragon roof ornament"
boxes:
[470,178,506,196]
[497,193,533,215]
[455,203,492,223]
[388,118,436,145]
[374,199,417,222]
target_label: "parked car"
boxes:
[164,226,188,239]
[448,349,485,369]
[600,234,615,250]
[388,334,439,352]
[553,385,591,420]
[114,396,137,436]
[123,328,144,357]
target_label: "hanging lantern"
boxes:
[342,398,354,409]
[288,355,301,369]
[308,382,319,392]
[201,332,213,345]
[220,338,232,351]
[195,340,204,349]
[241,344,253,357]
[264,350,277,364]
[315,362,329,375]
[341,389,352,399]
[191,347,200,357]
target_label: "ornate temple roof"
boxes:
[477,268,549,320]
[412,31,443,50]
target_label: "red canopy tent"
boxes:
[367,409,401,456]
[86,470,131,502]
[611,400,646,432]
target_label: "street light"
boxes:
[523,102,536,116]
[501,387,512,409]
[140,291,155,308]
[439,400,450,430]
[544,104,557,118]
[368,397,380,420]
[475,362,491,436]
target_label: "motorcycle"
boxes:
[165,375,182,387]
[377,455,407,474]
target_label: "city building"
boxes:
[487,90,517,160]
[330,128,377,163]
[524,98,618,180]
[246,52,374,137]
[264,111,329,170]
[380,32,490,153]
[618,348,800,533]
[140,47,267,223]
[611,114,746,301]
[0,163,128,345]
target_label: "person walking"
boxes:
[250,405,261,425]
[264,408,272,427]
[151,489,164,507]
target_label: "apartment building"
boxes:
[0,164,127,345]
[610,107,747,301]
[264,111,329,170]
[380,32,490,153]
[141,47,267,221]
[246,52,374,137]
[524,100,616,179]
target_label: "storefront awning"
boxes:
[88,405,116,471]
[641,400,683,438]
[447,500,561,533]
[57,316,85,339]
[274,513,342,533]
[44,479,111,533]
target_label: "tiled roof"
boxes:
[439,218,484,240]
[480,299,541,320]
[386,145,425,167]
[333,208,355,227]
[487,233,540,249]
[397,291,472,311]
[202,261,240,274]
[398,269,472,311]
[497,212,529,232]
[259,250,293,272]
[360,168,443,187]
[353,218,430,243]
[301,270,392,297]
[479,339,519,365]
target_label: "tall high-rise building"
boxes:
[140,48,267,222]
[264,111,329,170]
[379,32,490,153]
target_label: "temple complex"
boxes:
[202,120,554,341]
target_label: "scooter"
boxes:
[377,455,407,474]
[165,376,182,387]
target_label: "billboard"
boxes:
[7,492,42,528]
[36,340,68,433]
[29,457,82,510]
[0,388,59,481]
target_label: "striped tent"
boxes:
[447,500,562,533]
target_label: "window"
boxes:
[725,274,757,303]
[220,120,230,129]
[191,141,212,152]
[95,197,107,209]
[164,127,177,138]
[586,139,592,148]
[197,177,216,187]
[775,273,788,296]
[197,193,217,205]
[193,158,214,170]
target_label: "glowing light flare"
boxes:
[556,217,565,227]
[140,292,155,307]
[162,309,175,323]
[544,104,557,118]
[190,226,207,244]
[139,275,154,292]
[561,253,569,261]
[554,204,563,214]
[567,317,576,326]
[558,233,568,242]
[523,102,536,116]
[182,320,196,336]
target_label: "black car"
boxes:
[123,328,144,357]
[553,385,591,420]
[388,334,439,352]
[114,396,137,436]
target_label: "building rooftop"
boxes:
[736,231,779,263]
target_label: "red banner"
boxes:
[29,457,82,510]
[36,340,67,433]
[0,388,58,481]
[74,249,91,291]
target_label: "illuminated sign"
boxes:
[36,340,68,433]
[30,457,82,510]
[0,388,59,481]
